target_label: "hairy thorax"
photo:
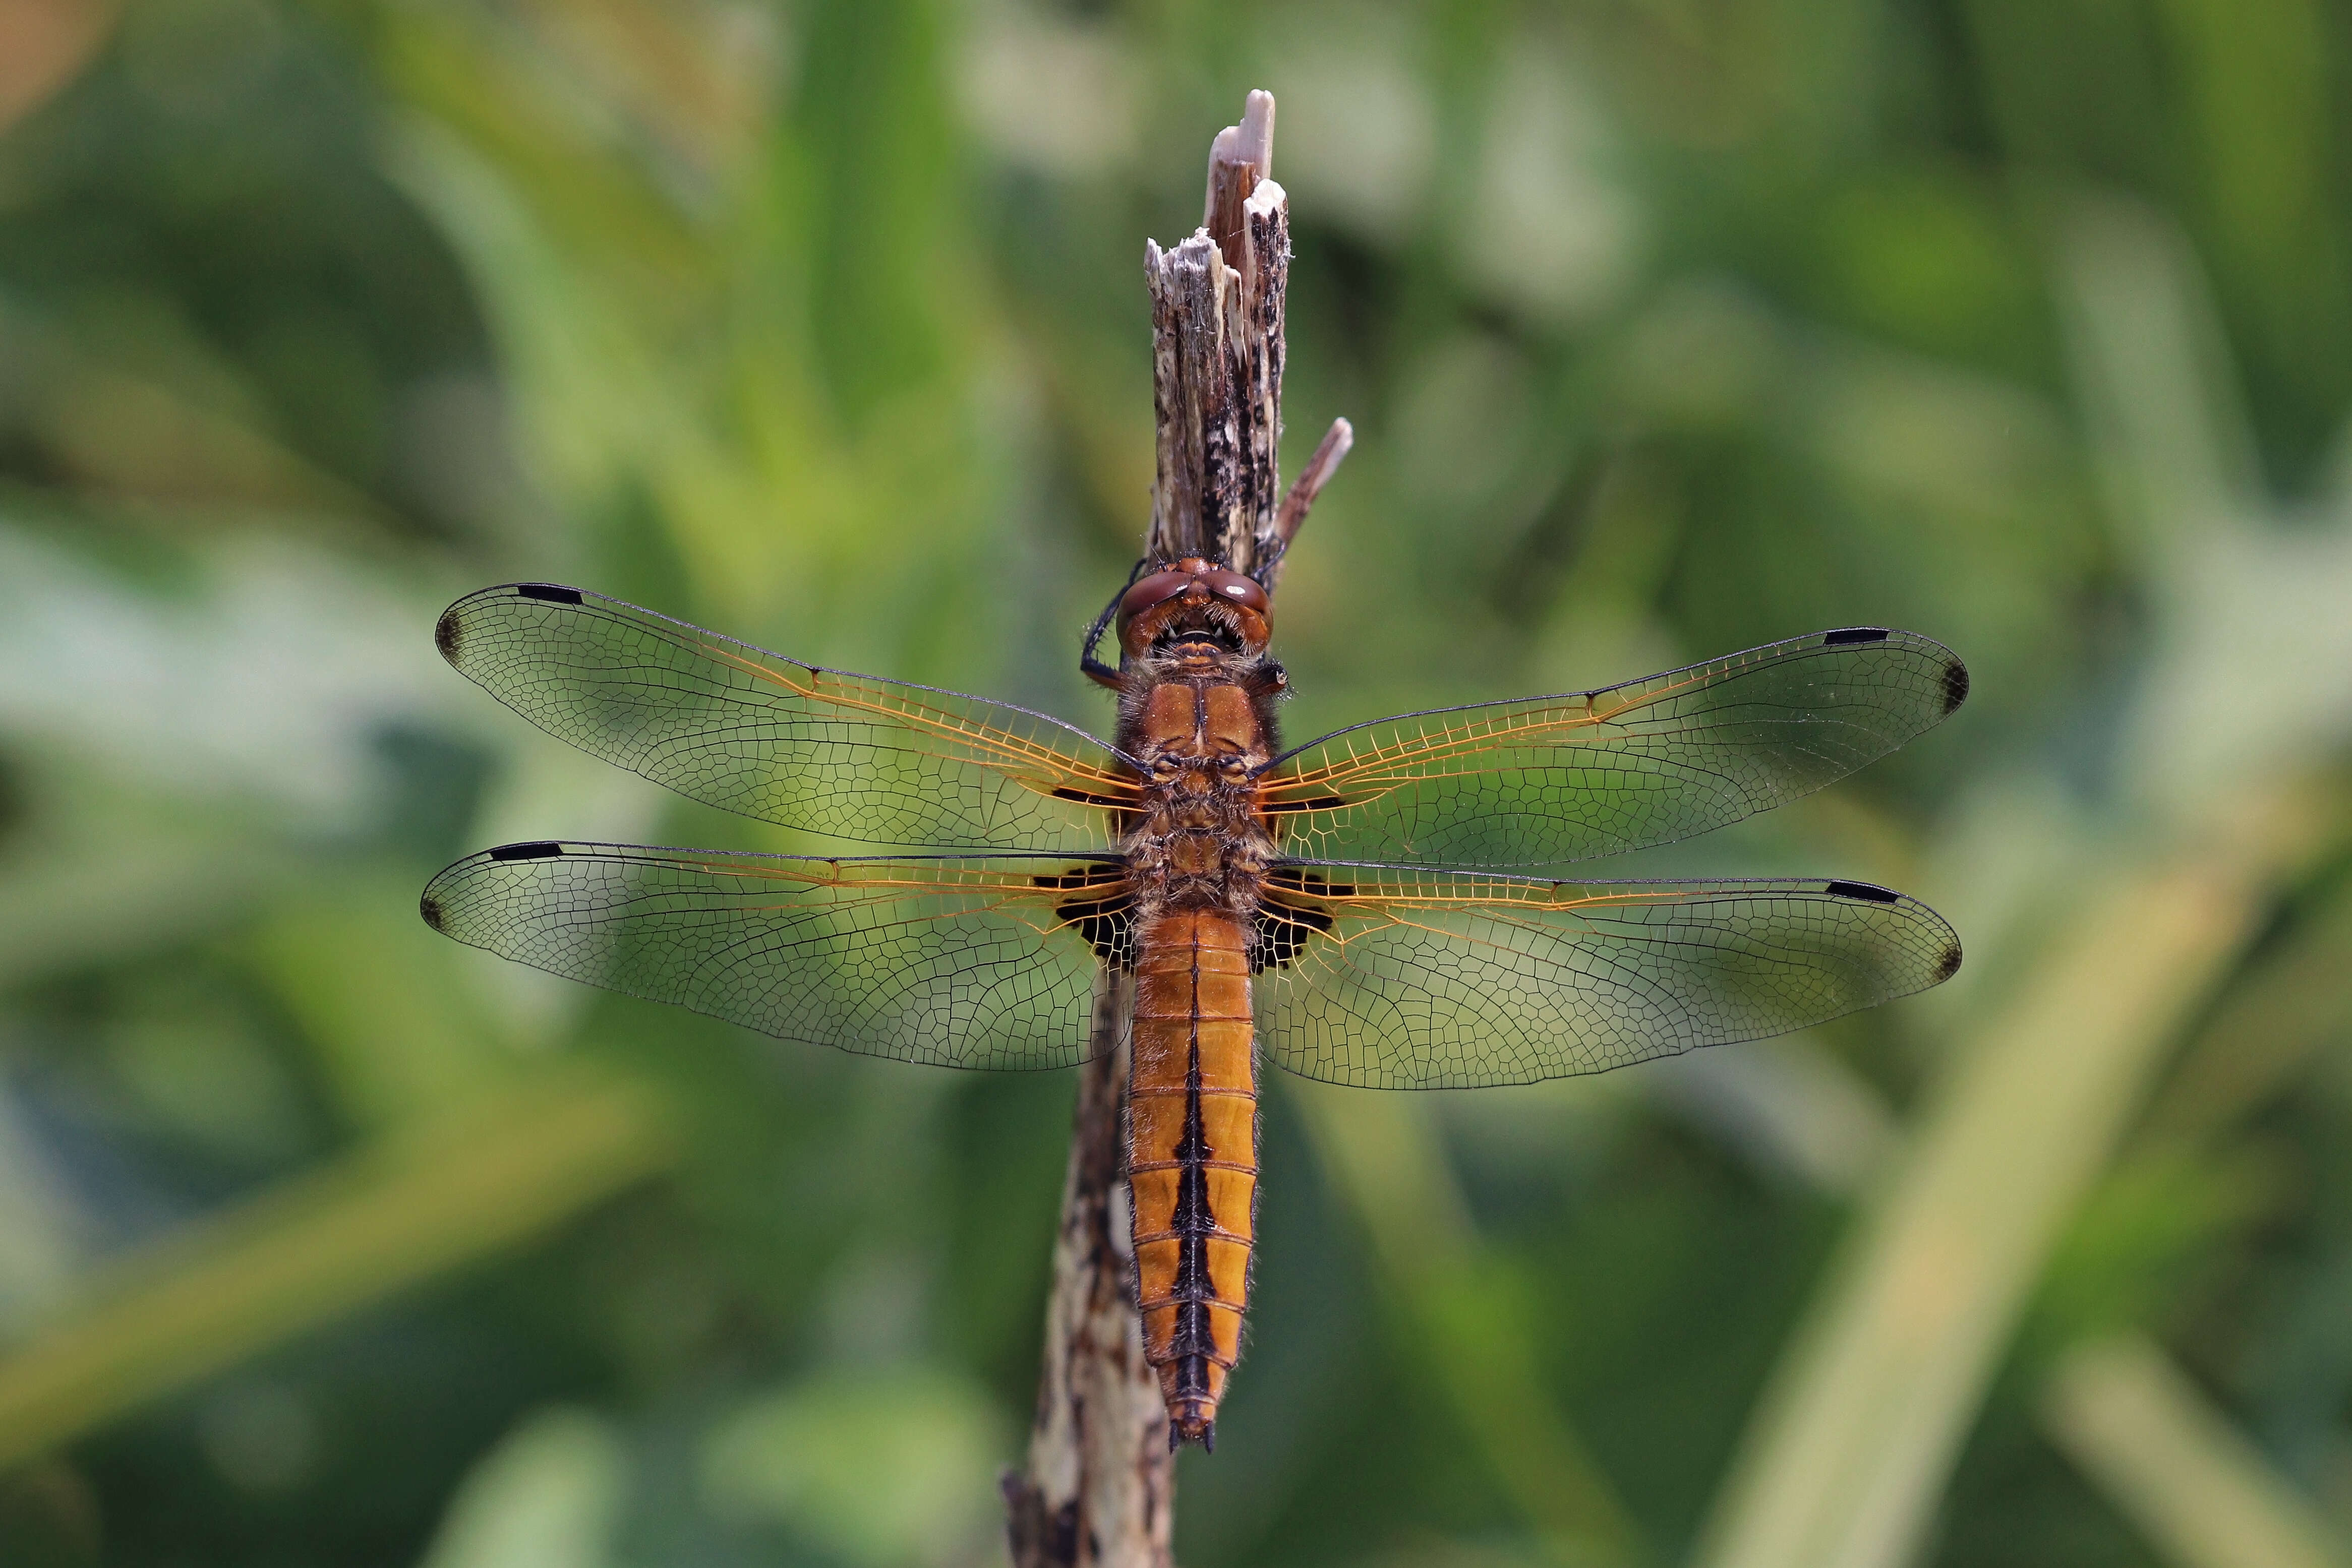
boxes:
[1115,638,1284,929]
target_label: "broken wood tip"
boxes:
[1205,90,1279,266]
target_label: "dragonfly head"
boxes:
[1117,558,1270,658]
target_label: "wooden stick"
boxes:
[1002,974,1170,1568]
[1268,416,1353,590]
[1144,89,1351,575]
[1005,88,1349,1567]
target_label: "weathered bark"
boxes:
[1003,974,1170,1568]
[1005,88,1350,1568]
[1144,90,1348,578]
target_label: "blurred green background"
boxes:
[4,1,2352,1564]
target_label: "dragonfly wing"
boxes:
[436,584,1137,853]
[1254,867,1961,1089]
[1262,629,1967,866]
[422,842,1124,1070]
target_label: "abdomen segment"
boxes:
[1128,909,1257,1449]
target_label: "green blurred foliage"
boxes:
[1,1,2350,1565]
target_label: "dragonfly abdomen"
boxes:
[1129,907,1257,1451]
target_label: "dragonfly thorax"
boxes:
[1119,651,1283,930]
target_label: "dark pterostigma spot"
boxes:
[490,840,565,861]
[419,892,445,932]
[1941,658,1971,715]
[1933,942,1965,983]
[433,608,463,665]
[515,583,583,605]
[1824,879,1900,903]
[1823,627,1891,646]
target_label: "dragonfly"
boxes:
[420,563,1967,1452]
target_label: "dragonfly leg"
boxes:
[1079,560,1148,691]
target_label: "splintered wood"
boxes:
[1145,90,1349,582]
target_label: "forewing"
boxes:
[1262,629,1967,866]
[436,584,1136,853]
[1255,868,1961,1088]
[421,842,1118,1069]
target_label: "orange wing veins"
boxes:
[698,640,1142,806]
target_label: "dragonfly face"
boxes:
[1116,557,1272,659]
[421,573,1968,1451]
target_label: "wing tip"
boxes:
[1816,626,1970,719]
[1821,879,1965,987]
[435,582,587,666]
[433,605,464,667]
[1820,878,1964,987]
[421,841,570,930]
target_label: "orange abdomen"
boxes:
[1128,908,1257,1448]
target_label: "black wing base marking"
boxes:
[1035,863,1136,970]
[1254,867,1354,973]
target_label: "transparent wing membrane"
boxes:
[420,842,1112,1070]
[1255,867,1961,1088]
[423,592,1968,1080]
[435,584,1136,854]
[1260,629,1968,867]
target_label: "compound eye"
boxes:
[1198,568,1267,615]
[1115,569,1198,639]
